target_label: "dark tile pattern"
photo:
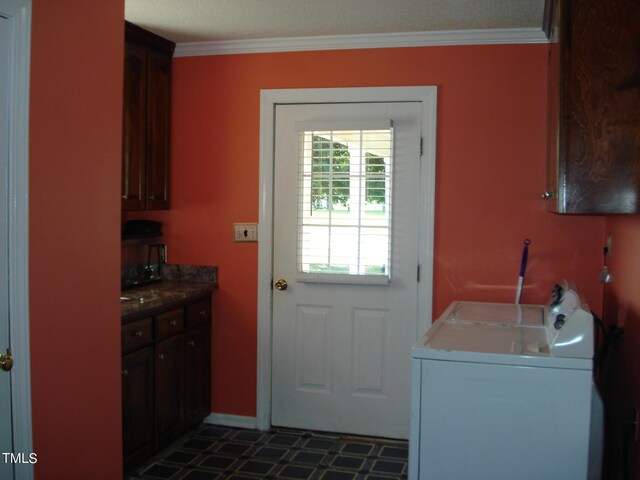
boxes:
[126,425,408,480]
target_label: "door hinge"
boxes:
[417,264,421,283]
[419,137,423,157]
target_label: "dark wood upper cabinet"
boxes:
[545,0,640,214]
[145,50,172,210]
[122,40,147,210]
[122,22,175,211]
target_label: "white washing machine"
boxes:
[408,281,603,480]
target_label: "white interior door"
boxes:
[272,102,422,439]
[0,11,14,480]
[0,1,33,478]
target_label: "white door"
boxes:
[272,102,422,439]
[0,11,14,480]
[0,1,33,478]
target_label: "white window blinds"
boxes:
[297,123,394,285]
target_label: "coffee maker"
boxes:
[121,220,167,289]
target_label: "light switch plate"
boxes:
[233,223,258,242]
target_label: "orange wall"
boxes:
[129,44,606,418]
[30,1,123,478]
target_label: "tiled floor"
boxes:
[126,425,408,480]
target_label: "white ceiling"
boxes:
[125,0,546,45]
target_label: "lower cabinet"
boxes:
[122,294,212,471]
[186,324,211,428]
[154,333,186,450]
[122,347,154,468]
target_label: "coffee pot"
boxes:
[145,243,167,280]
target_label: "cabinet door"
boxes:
[154,334,185,450]
[185,324,211,429]
[145,50,171,210]
[122,347,154,470]
[186,298,211,329]
[122,41,147,211]
[545,0,561,206]
[548,0,640,213]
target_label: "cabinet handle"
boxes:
[122,369,129,376]
[169,320,177,326]
[188,340,196,347]
[199,310,207,317]
[158,353,165,360]
[122,194,128,200]
[541,191,555,199]
[134,330,143,337]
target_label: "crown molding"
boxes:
[174,27,548,57]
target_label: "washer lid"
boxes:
[445,301,545,326]
[412,318,592,370]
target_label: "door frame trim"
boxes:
[0,0,33,477]
[257,87,437,430]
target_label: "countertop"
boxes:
[121,281,216,321]
[121,264,217,322]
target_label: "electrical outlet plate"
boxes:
[233,223,258,243]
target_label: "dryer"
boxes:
[408,281,603,480]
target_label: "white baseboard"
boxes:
[203,413,259,430]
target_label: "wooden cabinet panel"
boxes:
[185,324,211,428]
[122,347,154,470]
[122,22,174,211]
[121,294,212,471]
[122,317,153,353]
[186,299,211,329]
[546,0,640,213]
[145,50,171,210]
[154,334,186,450]
[122,41,147,211]
[155,308,184,340]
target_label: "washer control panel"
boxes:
[546,280,594,358]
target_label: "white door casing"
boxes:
[0,13,12,477]
[0,1,32,478]
[257,87,437,434]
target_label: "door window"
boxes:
[297,126,393,284]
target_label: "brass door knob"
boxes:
[274,279,288,291]
[0,348,13,372]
